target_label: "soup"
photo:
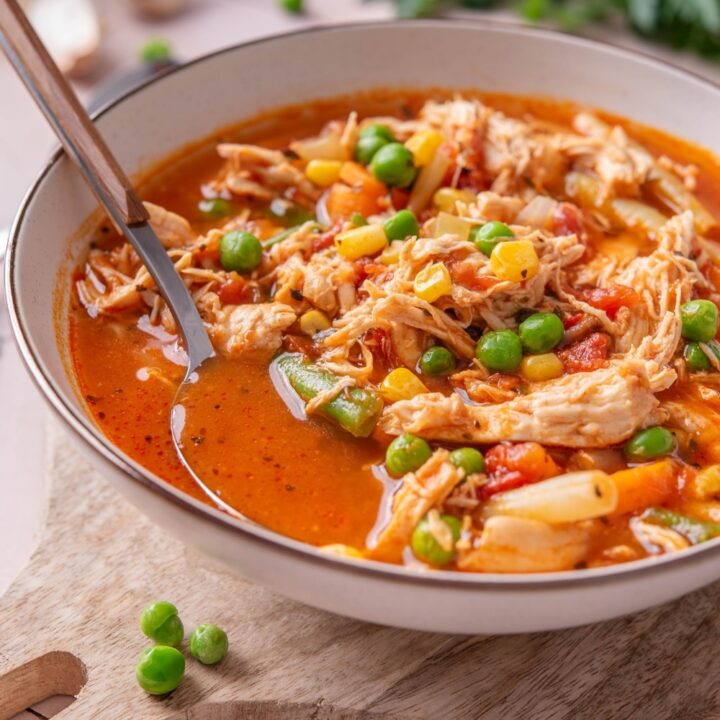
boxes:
[69,90,720,573]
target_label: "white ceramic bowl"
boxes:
[8,21,720,634]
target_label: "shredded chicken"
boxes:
[145,201,196,249]
[205,301,296,357]
[217,143,320,203]
[381,358,666,448]
[369,450,462,562]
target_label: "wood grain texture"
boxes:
[0,0,148,226]
[2,422,720,720]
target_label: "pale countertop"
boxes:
[1,0,720,595]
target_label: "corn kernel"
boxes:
[405,130,443,166]
[299,309,331,336]
[379,240,404,265]
[432,187,476,214]
[431,211,477,241]
[694,465,720,499]
[520,353,564,382]
[381,368,429,402]
[490,240,540,283]
[414,261,452,302]
[305,159,343,187]
[334,224,388,260]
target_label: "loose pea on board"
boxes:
[136,645,185,695]
[190,624,229,665]
[140,600,184,647]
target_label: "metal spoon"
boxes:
[0,0,227,505]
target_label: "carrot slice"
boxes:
[339,162,387,197]
[610,459,678,516]
[326,183,383,223]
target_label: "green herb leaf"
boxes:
[387,0,720,62]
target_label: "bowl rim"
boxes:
[8,17,720,591]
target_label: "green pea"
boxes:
[355,124,394,165]
[385,433,432,477]
[139,600,184,647]
[469,221,514,256]
[189,624,229,665]
[139,38,171,65]
[198,198,233,218]
[370,143,416,188]
[136,645,185,695]
[475,330,523,373]
[384,210,419,241]
[411,514,462,566]
[419,346,456,376]
[684,342,713,372]
[219,231,262,273]
[624,426,677,463]
[449,447,485,475]
[518,312,565,354]
[360,124,395,143]
[279,0,303,12]
[681,300,718,343]
[351,212,368,227]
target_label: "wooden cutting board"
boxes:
[2,422,720,720]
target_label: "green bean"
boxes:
[275,353,383,437]
[641,507,720,544]
[262,222,320,250]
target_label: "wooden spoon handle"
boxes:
[0,0,148,226]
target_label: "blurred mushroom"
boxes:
[131,0,188,18]
[25,0,101,78]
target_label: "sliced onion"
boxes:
[515,196,558,229]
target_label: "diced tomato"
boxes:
[283,334,315,356]
[312,225,340,253]
[552,202,584,236]
[563,312,585,329]
[391,188,410,210]
[354,257,386,286]
[480,442,561,500]
[558,332,611,374]
[456,167,486,193]
[449,260,500,291]
[577,284,640,320]
[218,274,249,305]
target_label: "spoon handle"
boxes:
[0,0,148,226]
[0,0,215,371]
